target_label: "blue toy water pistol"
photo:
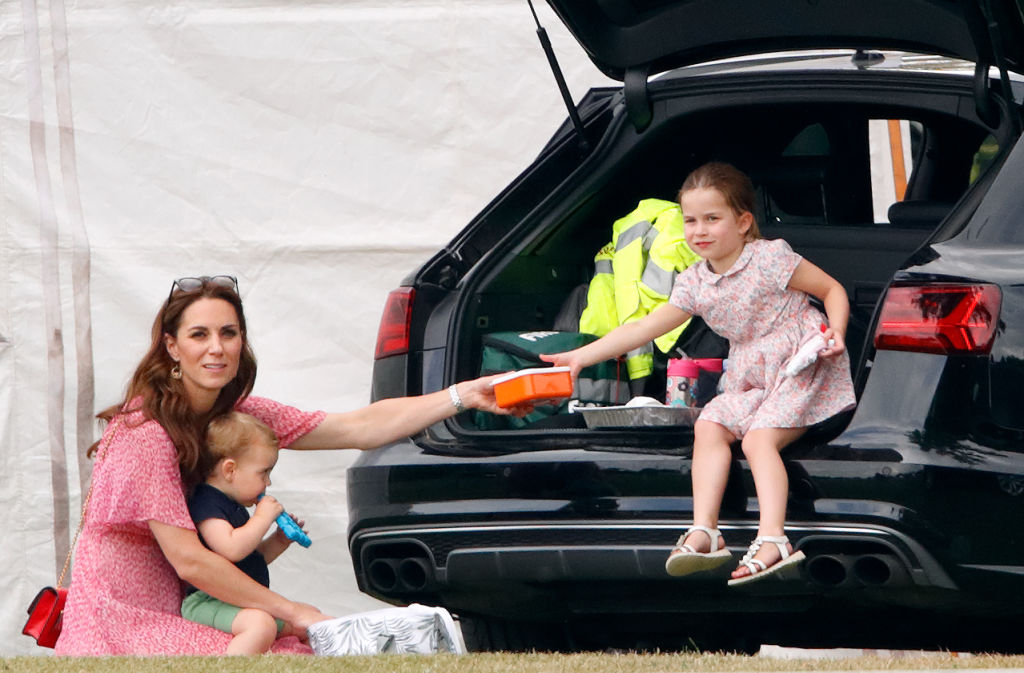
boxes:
[257,494,312,548]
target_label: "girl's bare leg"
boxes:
[670,419,735,555]
[731,426,806,578]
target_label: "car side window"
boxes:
[752,123,834,227]
[970,134,1000,184]
[755,115,979,232]
[869,119,920,222]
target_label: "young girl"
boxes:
[541,162,855,586]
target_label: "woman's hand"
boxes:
[457,375,535,417]
[282,601,333,632]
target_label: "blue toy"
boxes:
[257,494,312,548]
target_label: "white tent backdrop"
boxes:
[1,0,612,655]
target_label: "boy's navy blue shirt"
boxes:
[185,482,270,594]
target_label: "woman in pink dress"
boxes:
[542,162,855,587]
[55,275,523,656]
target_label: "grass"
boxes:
[4,652,1024,673]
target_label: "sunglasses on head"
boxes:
[168,275,239,302]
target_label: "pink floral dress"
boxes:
[669,238,856,437]
[55,396,326,656]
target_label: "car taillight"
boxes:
[874,283,1001,355]
[374,287,414,360]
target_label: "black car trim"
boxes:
[544,0,1024,80]
[959,564,1024,575]
[352,519,955,589]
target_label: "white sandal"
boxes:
[727,535,806,586]
[664,525,732,577]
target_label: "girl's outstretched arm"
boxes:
[788,259,849,358]
[540,303,692,377]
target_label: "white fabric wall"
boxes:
[1,0,612,655]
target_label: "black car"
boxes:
[348,0,1024,653]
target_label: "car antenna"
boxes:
[526,0,590,153]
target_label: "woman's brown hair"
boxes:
[678,161,761,241]
[92,279,257,488]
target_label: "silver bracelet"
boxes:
[447,384,466,413]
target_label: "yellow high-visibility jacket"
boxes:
[579,199,700,379]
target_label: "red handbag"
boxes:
[22,416,121,649]
[23,586,68,648]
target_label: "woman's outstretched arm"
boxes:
[288,373,530,451]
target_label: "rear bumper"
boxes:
[346,439,1024,643]
[351,518,956,609]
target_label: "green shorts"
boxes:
[181,590,286,634]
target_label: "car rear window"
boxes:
[962,133,1024,244]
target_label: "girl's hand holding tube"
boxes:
[819,326,846,359]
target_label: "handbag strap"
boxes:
[57,414,122,588]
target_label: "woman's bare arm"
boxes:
[292,305,689,451]
[288,374,530,451]
[149,520,329,630]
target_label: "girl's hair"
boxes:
[201,412,279,482]
[93,278,257,488]
[678,161,762,241]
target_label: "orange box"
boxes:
[492,367,573,408]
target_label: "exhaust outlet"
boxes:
[852,554,909,586]
[806,554,848,587]
[366,558,399,593]
[852,554,891,586]
[397,557,433,591]
[806,552,911,589]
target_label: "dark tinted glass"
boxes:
[962,135,1024,243]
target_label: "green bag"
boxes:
[474,331,629,430]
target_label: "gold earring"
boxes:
[170,363,182,380]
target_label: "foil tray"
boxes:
[578,405,701,428]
